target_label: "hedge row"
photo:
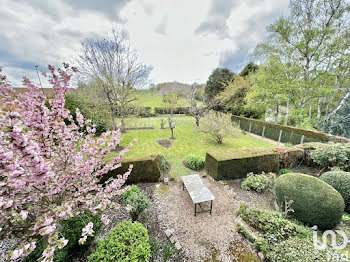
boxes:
[205,147,303,180]
[154,106,190,115]
[232,115,350,144]
[101,155,162,184]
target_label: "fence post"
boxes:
[238,120,241,129]
[262,126,265,139]
[248,122,252,134]
[278,130,283,145]
[300,135,305,144]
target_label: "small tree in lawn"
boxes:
[163,93,178,139]
[198,111,239,144]
[0,64,135,261]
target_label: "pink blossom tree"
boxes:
[0,64,134,261]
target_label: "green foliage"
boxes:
[160,118,166,129]
[275,173,345,229]
[154,106,190,115]
[310,143,350,169]
[241,172,274,193]
[239,62,259,77]
[269,237,346,262]
[25,212,103,262]
[218,75,252,115]
[342,213,350,223]
[238,203,309,241]
[162,240,176,262]
[205,68,235,101]
[320,171,350,213]
[65,93,108,135]
[149,237,160,262]
[159,154,170,173]
[120,186,151,221]
[88,221,150,262]
[198,110,239,144]
[184,154,205,171]
[278,168,292,175]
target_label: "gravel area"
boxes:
[153,176,260,261]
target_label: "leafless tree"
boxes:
[76,29,152,130]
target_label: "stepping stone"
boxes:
[165,229,173,237]
[175,242,182,251]
[170,236,176,244]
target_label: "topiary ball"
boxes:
[275,173,344,230]
[88,221,150,262]
[320,171,350,213]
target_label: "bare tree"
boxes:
[163,93,178,139]
[76,29,152,130]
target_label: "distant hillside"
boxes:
[156,81,205,97]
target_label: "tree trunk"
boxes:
[316,97,322,128]
[284,100,289,126]
[195,115,200,127]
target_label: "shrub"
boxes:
[278,168,292,175]
[25,212,103,262]
[198,110,240,144]
[88,221,150,262]
[342,213,350,223]
[275,173,345,229]
[120,186,151,221]
[159,154,170,173]
[241,172,274,193]
[310,143,350,169]
[320,171,350,213]
[184,154,205,171]
[270,237,347,262]
[149,237,160,262]
[238,203,309,241]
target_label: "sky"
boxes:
[0,0,289,87]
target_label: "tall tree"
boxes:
[205,68,235,101]
[255,0,350,127]
[76,29,152,131]
[239,62,259,77]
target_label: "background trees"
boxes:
[254,0,350,128]
[76,29,152,131]
[205,68,235,101]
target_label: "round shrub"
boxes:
[320,171,350,213]
[275,173,344,229]
[88,221,151,262]
[184,154,205,171]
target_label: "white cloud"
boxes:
[0,0,289,86]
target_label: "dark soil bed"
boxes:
[156,139,173,149]
[292,165,323,177]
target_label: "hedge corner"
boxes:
[205,148,279,180]
[101,154,161,184]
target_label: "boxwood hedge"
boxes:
[275,173,344,229]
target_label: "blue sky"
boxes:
[0,0,289,87]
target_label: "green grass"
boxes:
[108,116,275,178]
[133,89,190,110]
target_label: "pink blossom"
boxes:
[101,214,110,225]
[0,64,133,261]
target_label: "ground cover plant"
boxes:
[241,172,275,193]
[0,65,133,261]
[184,154,205,171]
[120,185,151,221]
[108,116,274,177]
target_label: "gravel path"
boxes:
[153,176,260,262]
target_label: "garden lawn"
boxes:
[132,89,190,112]
[108,116,275,178]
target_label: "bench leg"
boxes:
[194,203,197,216]
[182,182,184,190]
[210,200,213,215]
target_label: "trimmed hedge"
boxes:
[154,106,190,115]
[232,115,350,144]
[320,171,350,213]
[101,155,161,184]
[275,173,344,229]
[206,148,279,180]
